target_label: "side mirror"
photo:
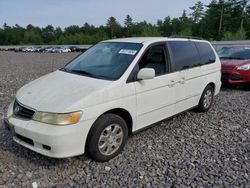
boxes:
[137,68,155,80]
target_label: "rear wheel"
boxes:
[86,114,128,162]
[197,85,214,112]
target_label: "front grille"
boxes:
[230,74,243,81]
[13,100,35,120]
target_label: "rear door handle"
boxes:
[178,77,185,84]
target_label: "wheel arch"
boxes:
[207,82,215,92]
[85,108,133,153]
[101,108,133,135]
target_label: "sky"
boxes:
[0,0,212,28]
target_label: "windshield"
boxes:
[63,42,142,80]
[218,46,250,60]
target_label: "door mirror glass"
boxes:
[137,68,155,80]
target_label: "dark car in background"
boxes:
[69,46,82,52]
[218,46,250,89]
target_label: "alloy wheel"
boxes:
[203,89,213,109]
[98,124,124,156]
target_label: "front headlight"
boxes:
[33,111,82,125]
[237,64,250,70]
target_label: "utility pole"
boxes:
[240,0,248,33]
[219,3,224,34]
[241,5,244,33]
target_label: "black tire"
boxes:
[86,113,128,162]
[244,84,250,91]
[197,85,214,112]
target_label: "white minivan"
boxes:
[5,37,221,161]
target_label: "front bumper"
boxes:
[3,118,15,135]
[221,69,250,85]
[5,115,95,158]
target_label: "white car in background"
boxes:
[51,47,71,53]
[61,47,71,53]
[5,37,221,162]
[44,47,54,53]
[23,47,35,52]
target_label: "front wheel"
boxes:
[197,85,214,112]
[244,83,250,91]
[86,114,128,162]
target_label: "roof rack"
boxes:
[169,35,203,40]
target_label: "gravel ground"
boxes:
[0,51,249,187]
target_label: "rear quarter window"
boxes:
[195,42,216,65]
[168,41,201,71]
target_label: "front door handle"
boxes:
[169,80,175,87]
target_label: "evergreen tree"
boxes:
[189,1,205,23]
[106,17,122,38]
[124,15,133,28]
[124,15,133,37]
[41,25,55,43]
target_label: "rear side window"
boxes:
[195,42,216,65]
[168,41,201,71]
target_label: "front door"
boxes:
[134,44,177,130]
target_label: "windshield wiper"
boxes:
[69,69,96,76]
[61,67,112,80]
[220,57,245,60]
[60,67,70,72]
[68,69,109,79]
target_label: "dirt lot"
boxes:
[0,51,249,187]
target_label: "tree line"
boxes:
[0,0,249,45]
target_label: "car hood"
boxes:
[16,70,112,112]
[221,59,250,67]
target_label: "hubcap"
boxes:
[203,89,213,108]
[98,124,123,156]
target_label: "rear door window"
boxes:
[168,41,201,71]
[195,42,216,65]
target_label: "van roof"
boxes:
[103,37,207,44]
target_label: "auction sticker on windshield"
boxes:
[119,49,137,55]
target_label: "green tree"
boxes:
[124,15,133,37]
[124,15,133,28]
[41,25,55,43]
[82,23,97,35]
[141,27,161,37]
[106,17,122,38]
[195,0,222,40]
[246,3,250,37]
[179,10,193,36]
[54,27,63,41]
[64,25,81,35]
[223,29,246,40]
[157,17,172,36]
[24,24,42,44]
[189,1,205,23]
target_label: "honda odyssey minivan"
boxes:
[5,37,221,161]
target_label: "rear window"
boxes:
[168,41,201,71]
[195,42,216,65]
